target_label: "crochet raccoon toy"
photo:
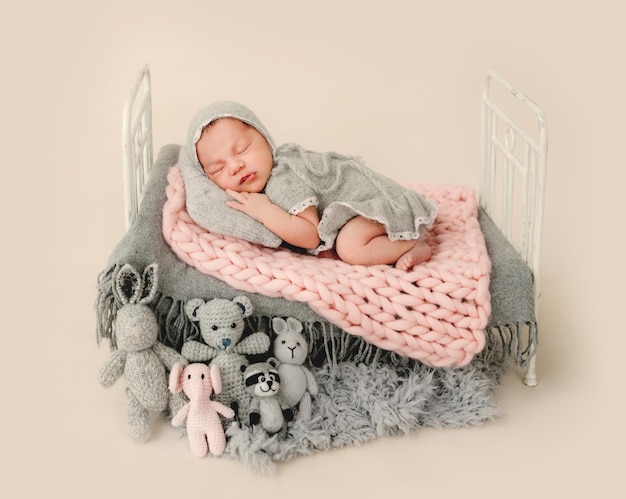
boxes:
[243,358,293,435]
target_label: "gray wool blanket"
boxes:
[94,144,537,471]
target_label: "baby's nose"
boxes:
[228,158,244,173]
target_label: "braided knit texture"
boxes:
[163,165,491,367]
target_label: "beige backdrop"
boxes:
[2,1,623,497]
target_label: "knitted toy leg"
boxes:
[187,428,209,458]
[298,391,312,421]
[126,388,151,442]
[207,426,227,456]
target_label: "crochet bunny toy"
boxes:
[98,263,187,442]
[169,362,235,457]
[272,317,318,420]
[182,296,270,420]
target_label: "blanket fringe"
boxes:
[484,323,538,369]
[95,264,535,369]
[95,266,117,348]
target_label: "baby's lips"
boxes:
[239,172,256,184]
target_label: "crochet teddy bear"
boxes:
[98,263,187,442]
[169,362,235,457]
[243,358,293,435]
[182,296,270,420]
[272,317,318,420]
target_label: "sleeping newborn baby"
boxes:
[178,101,437,271]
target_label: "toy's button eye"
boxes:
[231,323,236,328]
[211,325,218,330]
[281,340,286,344]
[187,374,191,379]
[201,373,205,379]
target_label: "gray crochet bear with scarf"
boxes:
[98,263,187,442]
[182,296,270,420]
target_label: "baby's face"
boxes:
[196,118,273,193]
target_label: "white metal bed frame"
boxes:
[122,65,153,230]
[121,65,547,386]
[480,72,548,386]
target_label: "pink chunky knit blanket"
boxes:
[163,165,491,367]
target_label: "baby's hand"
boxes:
[226,189,274,223]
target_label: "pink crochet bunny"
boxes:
[169,363,235,457]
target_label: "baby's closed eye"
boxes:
[206,162,225,175]
[237,143,250,155]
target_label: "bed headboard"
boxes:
[122,64,153,230]
[480,71,548,304]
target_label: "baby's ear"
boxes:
[184,299,206,321]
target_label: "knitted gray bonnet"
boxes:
[178,101,282,247]
[187,101,276,164]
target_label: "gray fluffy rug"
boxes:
[217,352,505,474]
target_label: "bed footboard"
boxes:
[480,71,548,386]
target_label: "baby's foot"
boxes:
[396,241,432,271]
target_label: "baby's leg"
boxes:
[395,240,432,271]
[335,216,431,270]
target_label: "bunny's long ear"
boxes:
[113,264,142,305]
[138,263,158,304]
[286,317,303,334]
[271,317,288,335]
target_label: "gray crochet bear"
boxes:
[182,296,270,420]
[272,317,318,420]
[98,263,187,442]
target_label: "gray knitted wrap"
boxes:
[178,101,282,247]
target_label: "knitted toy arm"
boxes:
[248,398,260,426]
[171,403,190,427]
[282,407,294,422]
[152,342,188,369]
[233,332,270,356]
[304,368,319,396]
[278,397,294,422]
[98,350,127,387]
[212,401,236,420]
[181,340,217,362]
